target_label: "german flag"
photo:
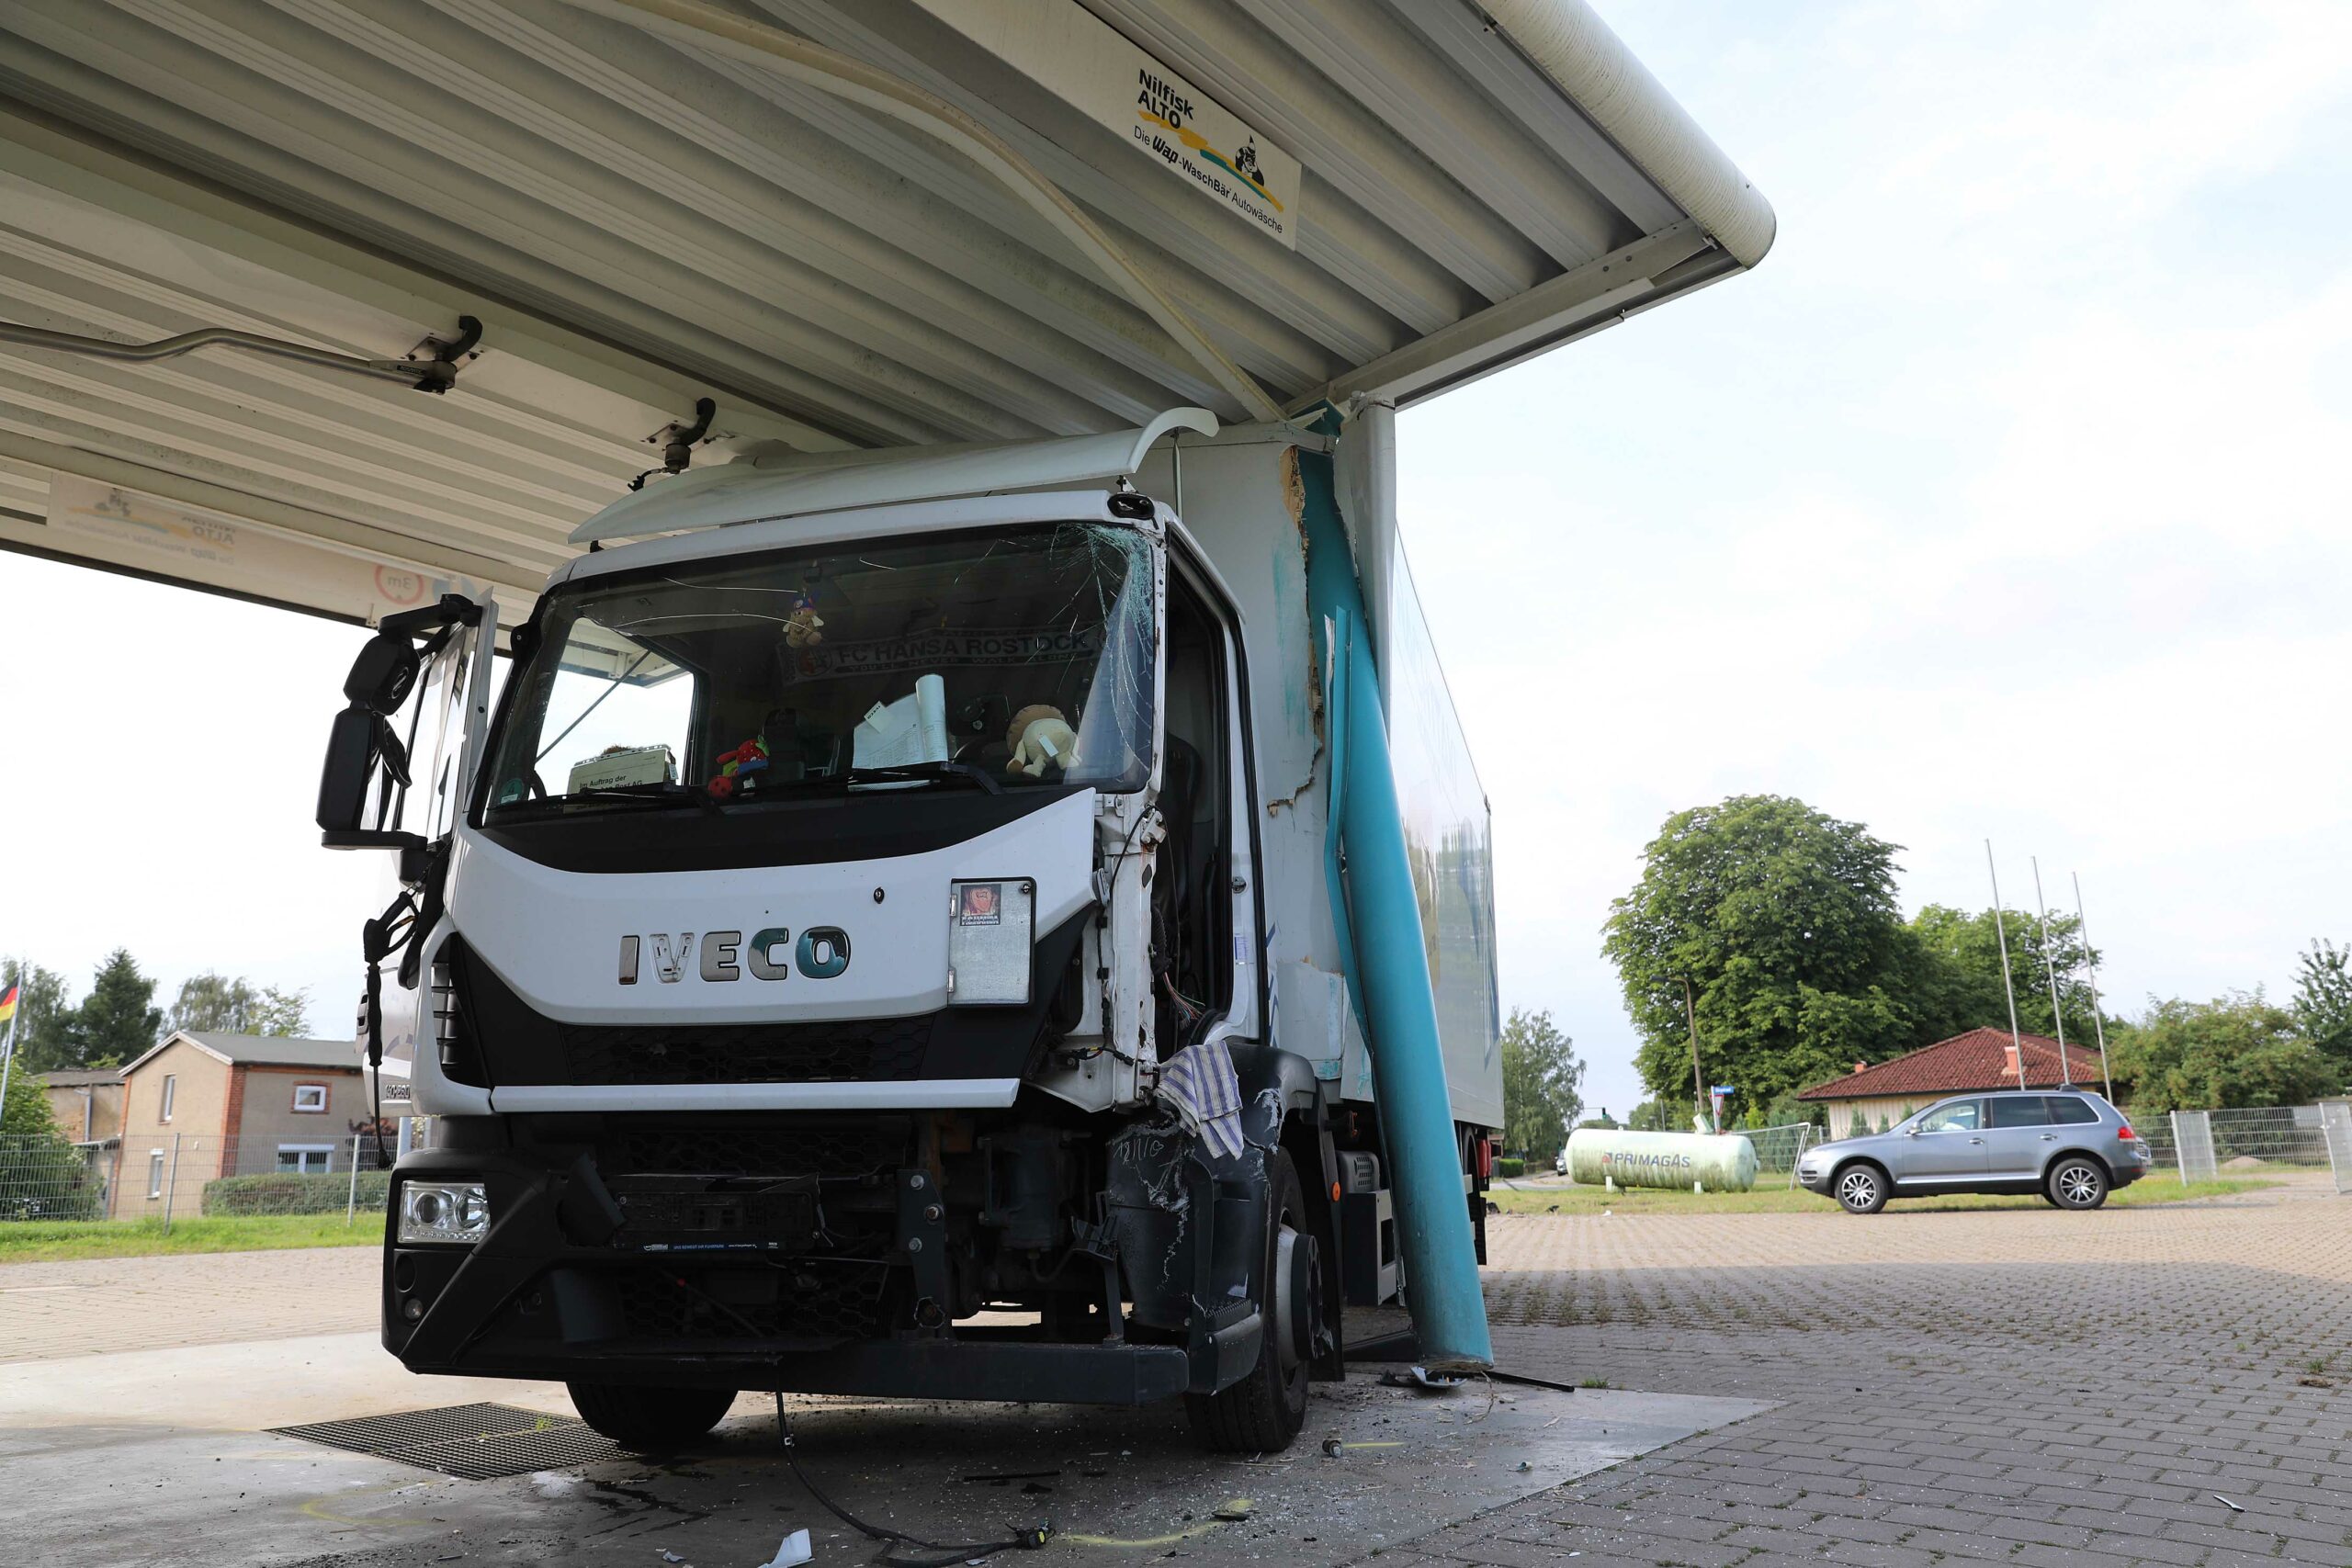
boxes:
[0,983,16,1025]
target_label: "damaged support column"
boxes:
[1299,428,1494,1372]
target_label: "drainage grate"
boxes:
[269,1402,628,1480]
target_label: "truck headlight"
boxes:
[400,1181,491,1245]
[946,879,1034,1005]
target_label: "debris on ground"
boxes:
[754,1529,812,1568]
[1380,1366,1470,1393]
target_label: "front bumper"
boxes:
[380,1131,1247,1407]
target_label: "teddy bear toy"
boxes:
[1005,704,1077,778]
[783,596,824,649]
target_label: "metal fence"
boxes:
[2142,1103,2352,1190]
[0,1122,431,1229]
[1741,1122,1816,1188]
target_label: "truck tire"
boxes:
[1185,1149,1312,1453]
[566,1382,737,1451]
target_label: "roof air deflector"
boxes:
[569,407,1217,544]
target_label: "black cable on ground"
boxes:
[774,1393,1051,1567]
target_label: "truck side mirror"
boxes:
[344,629,421,714]
[317,603,477,854]
[317,706,415,847]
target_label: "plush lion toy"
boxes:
[1005,704,1077,777]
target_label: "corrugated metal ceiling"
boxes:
[0,0,1768,615]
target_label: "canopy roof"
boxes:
[0,0,1770,622]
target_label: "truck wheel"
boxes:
[1185,1149,1312,1453]
[2048,1157,2108,1211]
[566,1382,737,1451]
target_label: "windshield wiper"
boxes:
[843,761,1003,795]
[490,781,704,817]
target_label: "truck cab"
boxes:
[318,414,1500,1453]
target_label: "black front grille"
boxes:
[562,1015,932,1085]
[616,1263,893,1342]
[599,1120,908,1179]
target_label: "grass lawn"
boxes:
[0,1212,385,1264]
[1487,1177,2280,1218]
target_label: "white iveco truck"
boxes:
[319,410,1504,1452]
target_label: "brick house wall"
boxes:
[224,1065,362,1175]
[112,1039,233,1217]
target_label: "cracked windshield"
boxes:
[483,522,1156,816]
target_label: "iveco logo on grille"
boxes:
[617,929,851,985]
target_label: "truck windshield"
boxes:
[481,521,1155,816]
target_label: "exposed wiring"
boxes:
[774,1393,1051,1566]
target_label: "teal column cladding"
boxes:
[1296,445,1494,1371]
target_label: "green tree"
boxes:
[2290,939,2352,1077]
[166,972,262,1035]
[2,1053,61,1135]
[2111,992,2338,1113]
[251,986,314,1038]
[62,950,164,1067]
[0,960,78,1077]
[1625,1099,1671,1132]
[1604,795,1924,1114]
[1906,904,2105,1043]
[1499,1008,1586,1160]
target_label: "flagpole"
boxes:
[1986,842,2027,1089]
[0,958,22,1129]
[2073,873,2115,1102]
[2030,856,2073,1085]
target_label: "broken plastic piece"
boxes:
[756,1528,813,1567]
[1212,1500,1254,1522]
[1381,1365,1470,1393]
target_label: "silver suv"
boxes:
[1797,1089,2153,1213]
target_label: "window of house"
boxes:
[147,1150,165,1199]
[277,1145,334,1175]
[291,1083,329,1112]
[160,1074,176,1122]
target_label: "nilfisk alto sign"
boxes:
[910,0,1302,248]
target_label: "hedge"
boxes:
[1495,1156,1526,1179]
[202,1170,394,1216]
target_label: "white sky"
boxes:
[4,1,2349,1119]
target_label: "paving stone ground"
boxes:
[1374,1179,2352,1568]
[4,1182,2346,1568]
[0,1245,375,1361]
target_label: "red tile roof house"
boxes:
[1797,1027,2106,1139]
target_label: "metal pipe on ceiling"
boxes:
[0,319,472,392]
[547,0,1285,424]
